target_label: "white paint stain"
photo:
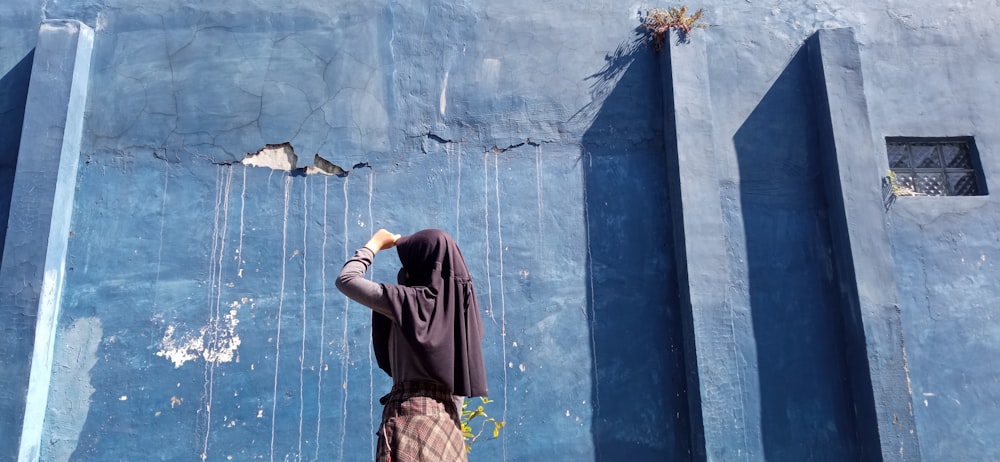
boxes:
[155,302,243,368]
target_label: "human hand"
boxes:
[364,229,401,253]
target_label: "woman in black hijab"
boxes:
[336,228,488,462]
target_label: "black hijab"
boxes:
[371,229,488,398]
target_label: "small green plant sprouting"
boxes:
[640,6,706,50]
[887,170,922,196]
[461,397,506,453]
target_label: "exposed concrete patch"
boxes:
[45,317,102,462]
[155,299,244,368]
[304,154,347,176]
[240,142,298,171]
[238,143,367,177]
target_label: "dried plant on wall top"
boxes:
[640,5,706,50]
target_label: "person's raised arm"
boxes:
[335,229,401,319]
[363,229,401,254]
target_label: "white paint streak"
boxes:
[536,145,544,240]
[298,176,309,459]
[582,151,601,455]
[454,143,462,242]
[156,169,241,371]
[440,70,449,116]
[494,154,509,460]
[339,177,350,462]
[270,175,292,462]
[203,165,234,460]
[315,176,329,462]
[483,153,494,321]
[237,165,247,277]
[152,163,169,310]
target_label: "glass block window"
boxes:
[887,137,986,196]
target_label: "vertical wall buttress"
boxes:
[0,19,94,462]
[665,27,922,461]
[807,28,921,461]
[661,30,764,461]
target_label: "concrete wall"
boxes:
[2,1,1000,461]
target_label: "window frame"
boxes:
[886,136,988,196]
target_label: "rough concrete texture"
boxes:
[2,1,1000,461]
[0,19,93,462]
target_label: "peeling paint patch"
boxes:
[239,143,369,178]
[304,154,348,176]
[241,142,298,171]
[45,317,102,462]
[156,300,243,368]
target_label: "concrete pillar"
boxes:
[808,28,921,461]
[661,30,764,461]
[0,19,94,461]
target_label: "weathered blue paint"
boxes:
[808,28,920,459]
[0,50,33,270]
[2,1,1000,461]
[0,8,43,435]
[734,43,864,461]
[661,30,756,461]
[889,197,1000,461]
[582,35,690,460]
[0,19,93,461]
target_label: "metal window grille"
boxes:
[887,138,984,196]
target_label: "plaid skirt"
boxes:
[376,381,466,462]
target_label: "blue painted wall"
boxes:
[3,1,1000,461]
[734,47,861,460]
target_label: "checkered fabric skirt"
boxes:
[376,381,466,462]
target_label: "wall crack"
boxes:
[222,142,370,177]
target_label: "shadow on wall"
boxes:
[0,49,33,458]
[579,33,691,460]
[0,50,34,268]
[733,45,867,461]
